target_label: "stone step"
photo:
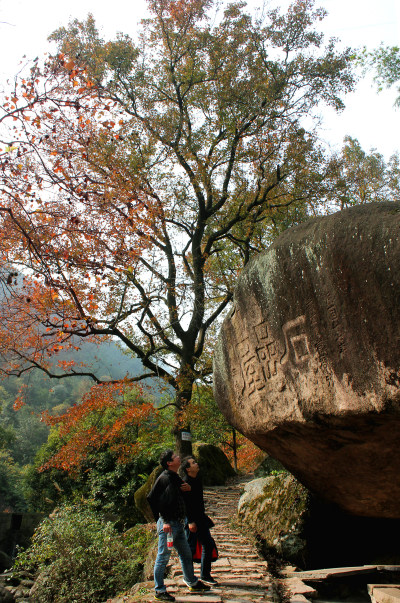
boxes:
[217,541,254,555]
[216,580,269,588]
[218,573,267,580]
[208,504,238,509]
[221,599,264,603]
[207,504,239,508]
[217,586,269,596]
[218,545,256,551]
[218,553,260,559]
[229,560,268,568]
[212,536,244,541]
[174,596,222,603]
[222,599,265,603]
[218,594,269,601]
[214,571,266,579]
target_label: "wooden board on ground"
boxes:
[284,566,378,581]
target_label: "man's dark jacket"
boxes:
[147,469,186,522]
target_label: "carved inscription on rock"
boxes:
[231,308,311,399]
[326,296,347,358]
[281,315,310,365]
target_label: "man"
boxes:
[147,450,211,602]
[180,456,218,586]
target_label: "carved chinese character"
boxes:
[281,315,310,365]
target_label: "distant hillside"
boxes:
[0,338,170,413]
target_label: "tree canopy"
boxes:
[325,136,400,209]
[0,0,355,453]
[359,44,400,107]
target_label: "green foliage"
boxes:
[0,394,27,510]
[189,385,233,446]
[13,503,152,602]
[25,423,164,523]
[326,136,400,209]
[0,395,15,451]
[49,14,138,81]
[0,341,166,511]
[0,449,27,511]
[359,44,400,106]
[122,522,157,560]
[23,429,78,512]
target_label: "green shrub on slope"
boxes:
[13,503,154,602]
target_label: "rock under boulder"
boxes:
[254,454,287,477]
[214,202,400,518]
[238,474,309,566]
[238,474,400,569]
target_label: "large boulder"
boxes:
[193,443,236,485]
[214,202,400,518]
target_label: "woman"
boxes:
[180,456,218,586]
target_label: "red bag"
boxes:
[193,536,218,562]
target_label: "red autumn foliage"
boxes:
[40,383,158,473]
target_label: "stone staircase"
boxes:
[116,476,277,603]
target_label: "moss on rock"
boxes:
[254,454,288,477]
[238,474,309,566]
[134,465,163,522]
[122,523,158,581]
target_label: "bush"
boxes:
[12,503,155,602]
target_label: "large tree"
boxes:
[0,0,355,454]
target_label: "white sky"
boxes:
[0,0,399,158]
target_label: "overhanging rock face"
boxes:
[213,202,400,518]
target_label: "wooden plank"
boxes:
[285,565,377,581]
[369,586,400,603]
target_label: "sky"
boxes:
[0,0,399,158]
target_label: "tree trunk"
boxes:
[173,372,195,457]
[174,426,193,457]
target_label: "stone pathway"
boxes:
[116,477,278,603]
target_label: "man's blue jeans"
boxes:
[154,518,198,593]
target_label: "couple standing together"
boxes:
[147,450,218,602]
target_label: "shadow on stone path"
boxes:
[112,476,278,603]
